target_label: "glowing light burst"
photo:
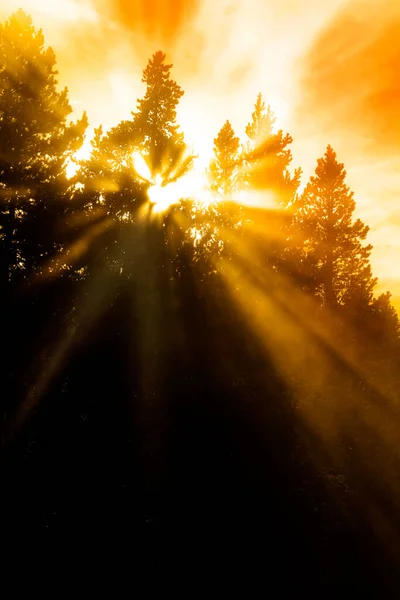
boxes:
[148,174,178,214]
[132,152,214,215]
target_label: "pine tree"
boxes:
[245,93,275,147]
[0,10,87,283]
[132,50,185,174]
[0,10,88,439]
[367,292,400,346]
[239,96,300,278]
[290,145,376,307]
[209,120,240,197]
[244,94,300,204]
[78,50,192,224]
[181,120,242,273]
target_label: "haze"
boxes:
[2,0,399,305]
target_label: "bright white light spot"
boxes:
[66,158,78,179]
[132,152,152,182]
[131,152,215,215]
[148,181,180,214]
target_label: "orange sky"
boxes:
[1,0,399,304]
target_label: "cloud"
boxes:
[110,0,199,38]
[296,0,400,157]
[0,0,99,23]
[102,0,201,58]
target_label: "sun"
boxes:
[147,177,180,214]
[66,142,215,216]
[132,151,215,216]
[132,152,183,214]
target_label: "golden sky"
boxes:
[1,0,399,304]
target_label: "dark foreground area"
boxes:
[2,269,399,596]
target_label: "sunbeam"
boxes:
[3,4,400,589]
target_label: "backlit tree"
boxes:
[78,50,192,225]
[244,94,300,204]
[245,93,275,147]
[0,9,87,283]
[290,145,375,307]
[209,120,240,197]
[132,50,185,172]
